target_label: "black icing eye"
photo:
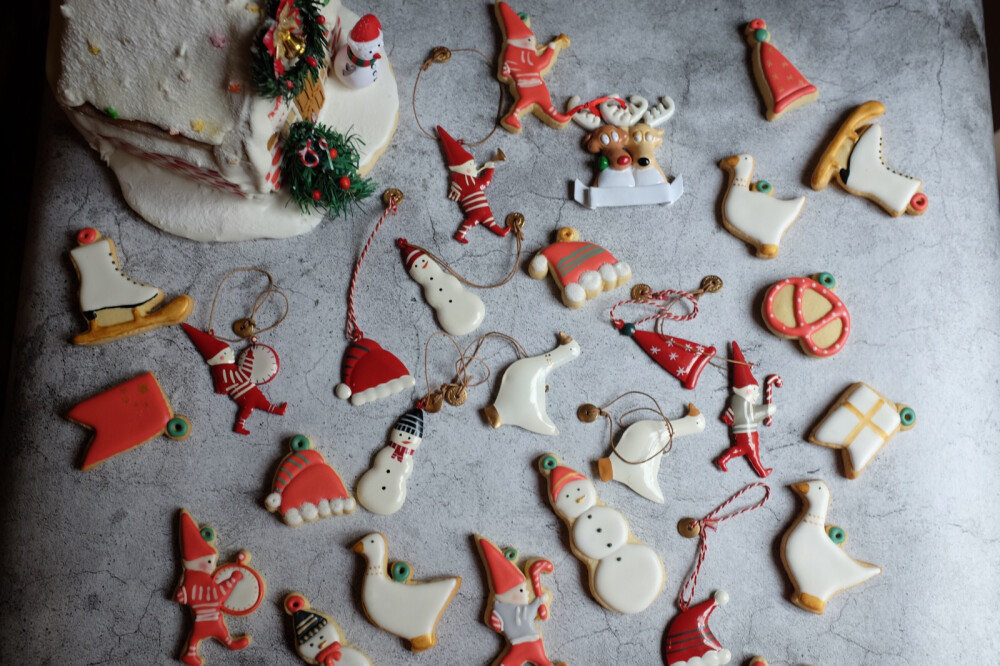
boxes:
[597,528,602,532]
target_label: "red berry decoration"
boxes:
[286,80,294,89]
[312,189,322,201]
[317,15,326,24]
[338,176,352,189]
[306,56,318,67]
[329,148,338,159]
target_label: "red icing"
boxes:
[664,596,727,665]
[540,241,618,286]
[278,464,351,515]
[763,277,850,356]
[759,42,817,115]
[629,331,715,390]
[77,228,99,245]
[67,372,173,470]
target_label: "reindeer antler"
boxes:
[567,95,603,131]
[600,95,648,127]
[643,96,677,127]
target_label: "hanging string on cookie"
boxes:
[577,391,675,465]
[207,267,289,342]
[610,275,723,333]
[418,330,528,412]
[412,46,504,145]
[676,483,770,611]
[344,189,403,342]
[396,213,525,290]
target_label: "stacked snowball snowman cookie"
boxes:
[50,1,930,664]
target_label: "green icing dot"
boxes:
[166,417,189,439]
[391,562,411,582]
[598,155,609,171]
[756,180,772,194]
[620,322,636,336]
[899,407,916,427]
[827,526,846,544]
[754,28,769,43]
[290,434,311,452]
[541,455,558,470]
[503,547,518,561]
[815,272,836,289]
[200,526,215,543]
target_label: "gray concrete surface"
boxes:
[3,1,998,664]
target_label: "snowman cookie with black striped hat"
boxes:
[283,593,372,666]
[356,408,426,515]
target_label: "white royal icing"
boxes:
[812,383,903,474]
[843,124,921,215]
[407,255,485,336]
[721,154,805,250]
[356,428,418,515]
[71,239,160,312]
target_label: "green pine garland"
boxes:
[282,121,375,216]
[251,0,329,101]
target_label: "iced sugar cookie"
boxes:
[718,154,805,258]
[475,536,566,666]
[173,509,265,665]
[283,593,373,666]
[69,227,193,345]
[811,101,928,217]
[66,372,191,470]
[528,227,631,309]
[437,125,509,244]
[356,408,426,515]
[808,383,916,479]
[397,239,485,336]
[715,342,780,478]
[745,18,818,121]
[538,453,665,613]
[264,434,356,526]
[351,532,461,651]
[762,273,850,357]
[781,480,881,614]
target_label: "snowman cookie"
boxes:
[356,408,425,515]
[762,272,850,357]
[264,434,356,526]
[283,593,373,666]
[537,453,665,613]
[397,239,485,336]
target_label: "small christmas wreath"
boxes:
[251,0,329,100]
[282,121,375,216]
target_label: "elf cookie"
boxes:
[718,154,805,258]
[397,239,486,336]
[715,342,780,478]
[808,383,916,479]
[811,100,928,217]
[595,402,707,504]
[69,227,193,345]
[437,126,509,244]
[781,480,881,614]
[761,273,850,357]
[351,532,461,652]
[66,371,191,471]
[475,536,567,666]
[495,1,572,132]
[173,509,265,666]
[356,408,426,515]
[745,18,818,121]
[529,227,631,309]
[265,434,356,526]
[538,453,665,613]
[484,332,581,436]
[283,593,373,666]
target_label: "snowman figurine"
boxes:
[333,14,385,89]
[356,409,424,515]
[539,454,665,614]
[397,239,485,336]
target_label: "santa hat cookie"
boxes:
[265,434,356,526]
[663,590,731,666]
[335,337,415,406]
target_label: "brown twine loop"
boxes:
[398,213,525,290]
[650,276,723,339]
[207,267,289,343]
[580,391,676,466]
[412,46,504,146]
[420,330,528,408]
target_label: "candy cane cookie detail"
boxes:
[762,273,850,357]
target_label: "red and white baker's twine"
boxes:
[764,375,782,427]
[677,483,770,611]
[345,196,399,341]
[609,289,700,331]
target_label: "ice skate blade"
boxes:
[73,295,194,346]
[811,101,885,190]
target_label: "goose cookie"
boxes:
[781,480,881,614]
[537,453,665,613]
[811,100,928,217]
[264,434,356,526]
[762,272,850,357]
[719,154,805,258]
[283,593,373,666]
[475,536,567,666]
[808,383,916,479]
[66,371,191,470]
[745,18,818,121]
[528,227,631,309]
[351,532,461,651]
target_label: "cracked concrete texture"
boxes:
[2,0,998,663]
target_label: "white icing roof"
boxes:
[54,0,339,145]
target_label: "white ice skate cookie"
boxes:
[811,100,928,217]
[69,227,193,345]
[351,532,460,652]
[780,480,881,615]
[718,154,805,259]
[808,383,916,479]
[483,333,581,436]
[538,454,665,614]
